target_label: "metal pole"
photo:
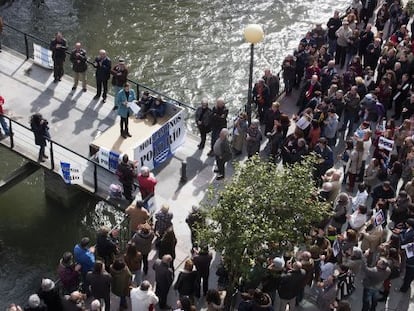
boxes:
[24,34,29,60]
[9,118,14,149]
[246,43,254,125]
[49,141,55,170]
[93,163,98,193]
[180,161,187,183]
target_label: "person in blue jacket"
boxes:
[73,237,95,285]
[116,83,136,138]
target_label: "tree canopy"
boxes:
[199,155,331,291]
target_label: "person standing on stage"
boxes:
[49,32,67,83]
[69,42,88,92]
[93,49,111,103]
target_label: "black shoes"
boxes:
[71,86,76,91]
[126,132,132,137]
[93,95,100,100]
[216,175,224,180]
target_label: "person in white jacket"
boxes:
[131,280,159,311]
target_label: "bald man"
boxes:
[70,42,88,92]
[93,49,112,103]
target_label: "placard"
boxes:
[378,136,394,152]
[33,43,53,69]
[98,147,120,172]
[60,161,83,185]
[133,110,186,170]
[374,209,385,226]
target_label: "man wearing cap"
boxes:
[111,58,129,107]
[69,42,87,92]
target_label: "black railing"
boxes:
[1,114,114,197]
[2,22,195,112]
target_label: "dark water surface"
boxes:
[0,0,347,307]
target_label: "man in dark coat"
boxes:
[153,255,174,309]
[364,38,381,70]
[213,128,232,180]
[195,98,212,149]
[193,245,213,296]
[93,49,111,102]
[208,98,228,156]
[116,154,137,203]
[252,78,271,124]
[85,261,111,311]
[262,69,280,102]
[397,218,414,292]
[49,31,67,83]
[278,262,306,311]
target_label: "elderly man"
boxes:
[130,280,159,311]
[153,255,174,310]
[195,98,212,150]
[213,128,232,180]
[69,42,87,92]
[93,49,112,103]
[125,200,150,236]
[137,166,157,202]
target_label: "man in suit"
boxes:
[93,49,111,103]
[49,32,67,83]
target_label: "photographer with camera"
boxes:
[30,113,50,163]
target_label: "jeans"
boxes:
[132,270,142,286]
[328,38,337,56]
[211,127,220,150]
[119,296,127,308]
[335,45,347,68]
[341,111,356,134]
[73,71,87,89]
[0,115,10,135]
[362,287,379,311]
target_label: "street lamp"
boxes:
[243,24,264,124]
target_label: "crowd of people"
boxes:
[4,0,414,310]
[189,0,414,310]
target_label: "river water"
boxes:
[0,0,348,307]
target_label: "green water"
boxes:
[0,0,348,307]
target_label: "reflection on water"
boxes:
[0,0,348,307]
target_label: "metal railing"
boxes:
[1,114,118,198]
[2,22,196,112]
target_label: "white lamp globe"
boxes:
[243,24,264,44]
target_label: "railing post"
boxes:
[93,163,98,193]
[8,118,14,149]
[180,160,187,183]
[49,140,55,170]
[24,34,29,60]
[136,84,140,97]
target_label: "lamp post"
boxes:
[243,24,264,125]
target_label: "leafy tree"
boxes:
[198,155,331,304]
